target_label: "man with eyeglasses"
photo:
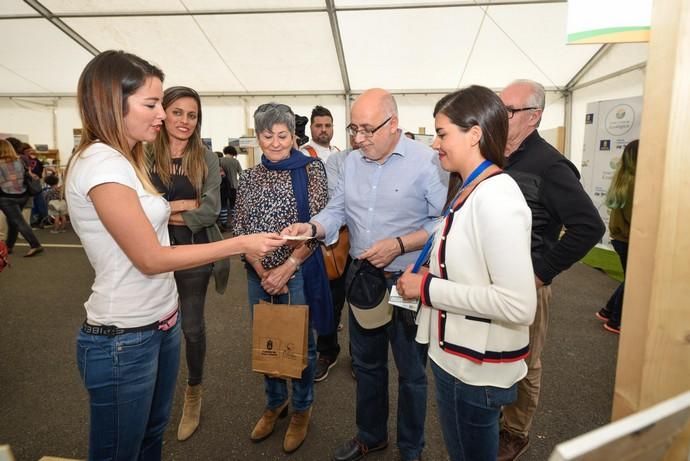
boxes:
[285,88,447,461]
[498,80,605,461]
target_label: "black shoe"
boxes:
[595,308,612,321]
[603,320,621,334]
[333,438,387,461]
[314,355,338,382]
[24,246,44,257]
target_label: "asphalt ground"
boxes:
[0,227,619,461]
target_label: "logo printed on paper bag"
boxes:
[260,337,279,356]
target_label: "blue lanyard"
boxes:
[411,159,493,273]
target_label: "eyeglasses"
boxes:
[506,107,540,119]
[346,116,392,138]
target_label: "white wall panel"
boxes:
[0,98,55,150]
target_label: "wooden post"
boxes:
[612,0,690,459]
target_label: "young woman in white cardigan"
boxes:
[397,85,536,461]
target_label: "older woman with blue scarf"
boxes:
[233,102,331,455]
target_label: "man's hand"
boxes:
[282,222,313,237]
[535,275,544,289]
[359,238,401,268]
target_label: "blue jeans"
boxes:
[247,267,316,412]
[431,361,517,461]
[349,275,428,461]
[76,321,181,461]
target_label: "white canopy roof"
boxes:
[1,0,605,97]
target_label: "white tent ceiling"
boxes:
[0,0,604,97]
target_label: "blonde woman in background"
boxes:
[596,139,638,334]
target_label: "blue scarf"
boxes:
[261,149,334,335]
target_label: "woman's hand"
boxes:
[396,265,423,300]
[168,199,198,214]
[168,213,186,225]
[261,262,295,295]
[242,233,286,261]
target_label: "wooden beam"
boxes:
[612,0,690,459]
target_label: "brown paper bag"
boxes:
[252,299,308,379]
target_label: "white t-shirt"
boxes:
[66,143,178,328]
[300,141,340,163]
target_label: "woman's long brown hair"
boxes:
[149,86,207,197]
[65,50,164,194]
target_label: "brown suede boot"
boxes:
[177,384,202,441]
[250,401,289,442]
[283,407,312,453]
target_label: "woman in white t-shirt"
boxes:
[65,50,284,461]
[396,86,536,461]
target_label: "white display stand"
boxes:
[579,96,643,249]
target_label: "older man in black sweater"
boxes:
[498,80,605,461]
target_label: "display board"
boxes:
[580,96,642,249]
[567,0,652,44]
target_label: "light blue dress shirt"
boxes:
[325,148,352,198]
[313,133,448,272]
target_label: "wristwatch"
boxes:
[309,222,317,238]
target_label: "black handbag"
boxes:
[24,171,42,196]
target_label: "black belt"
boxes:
[82,310,178,337]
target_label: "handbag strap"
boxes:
[303,145,318,158]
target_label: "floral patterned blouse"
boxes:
[233,159,328,269]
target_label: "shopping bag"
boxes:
[252,299,308,379]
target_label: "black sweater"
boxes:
[504,130,605,284]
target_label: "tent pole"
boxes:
[325,0,351,96]
[23,0,99,56]
[566,44,613,91]
[563,90,572,160]
[570,62,646,92]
